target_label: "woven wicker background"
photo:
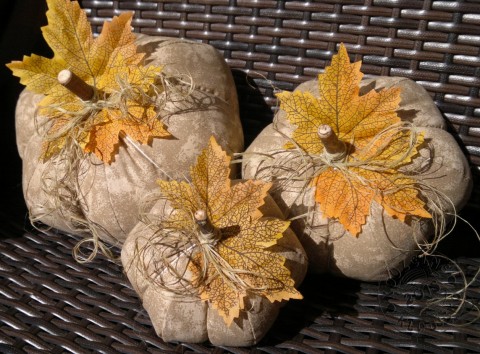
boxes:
[80,0,480,171]
[1,227,479,353]
[0,1,479,353]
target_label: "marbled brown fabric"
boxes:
[16,35,244,246]
[242,77,472,281]
[121,193,308,346]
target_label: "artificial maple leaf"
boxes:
[83,102,168,163]
[6,0,169,164]
[277,43,431,236]
[157,136,302,325]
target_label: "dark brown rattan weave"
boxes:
[1,0,480,353]
[82,0,480,170]
[1,225,479,353]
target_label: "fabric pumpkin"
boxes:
[16,35,243,248]
[121,191,308,346]
[242,76,472,281]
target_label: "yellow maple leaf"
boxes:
[157,136,302,325]
[277,43,431,236]
[6,0,169,164]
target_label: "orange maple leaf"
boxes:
[157,136,302,325]
[7,0,170,163]
[277,44,431,236]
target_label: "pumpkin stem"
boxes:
[194,209,221,245]
[58,69,94,101]
[318,124,347,161]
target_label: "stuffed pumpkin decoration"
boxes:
[242,44,472,281]
[9,0,243,254]
[122,137,308,346]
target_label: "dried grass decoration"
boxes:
[9,0,243,260]
[242,44,472,281]
[122,136,307,346]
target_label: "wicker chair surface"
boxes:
[1,0,479,353]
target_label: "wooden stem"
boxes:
[58,69,94,101]
[317,124,346,161]
[194,210,220,244]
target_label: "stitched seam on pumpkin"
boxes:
[247,300,257,345]
[103,162,126,237]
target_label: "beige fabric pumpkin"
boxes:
[121,192,308,346]
[242,77,472,281]
[16,35,243,247]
